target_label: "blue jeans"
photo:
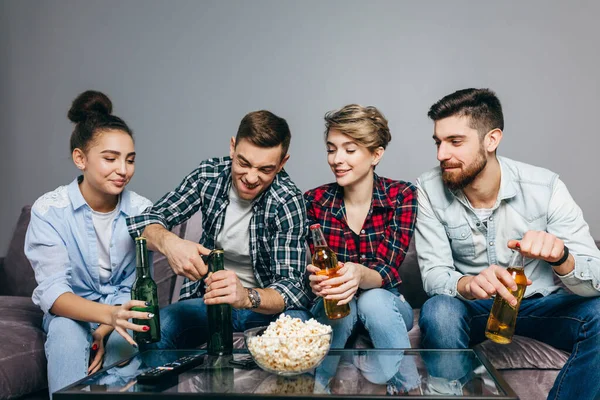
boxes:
[43,315,137,398]
[145,297,312,350]
[312,288,419,393]
[419,292,600,400]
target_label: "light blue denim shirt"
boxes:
[25,178,152,315]
[416,156,600,299]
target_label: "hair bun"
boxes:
[68,90,113,123]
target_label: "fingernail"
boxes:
[515,242,521,249]
[91,344,98,351]
[148,313,154,318]
[142,326,150,331]
[132,343,138,348]
[511,300,517,306]
[145,301,151,306]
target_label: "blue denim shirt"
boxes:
[415,156,600,299]
[25,178,152,315]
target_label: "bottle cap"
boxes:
[309,223,321,230]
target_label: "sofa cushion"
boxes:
[1,206,36,297]
[398,239,429,309]
[0,296,46,399]
[477,335,569,370]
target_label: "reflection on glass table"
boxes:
[55,349,517,399]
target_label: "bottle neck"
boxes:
[135,239,151,278]
[209,252,225,273]
[310,228,328,248]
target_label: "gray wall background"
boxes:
[1,0,599,256]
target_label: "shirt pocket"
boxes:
[445,223,476,257]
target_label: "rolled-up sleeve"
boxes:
[25,208,73,314]
[548,179,600,296]
[415,181,464,298]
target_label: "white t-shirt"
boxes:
[473,207,493,224]
[91,200,120,284]
[216,186,259,288]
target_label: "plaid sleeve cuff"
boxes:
[267,279,311,310]
[126,213,169,239]
[371,263,398,289]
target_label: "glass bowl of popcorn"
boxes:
[244,315,333,376]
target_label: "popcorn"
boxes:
[247,315,332,373]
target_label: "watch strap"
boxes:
[548,245,570,266]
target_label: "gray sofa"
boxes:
[1,206,597,400]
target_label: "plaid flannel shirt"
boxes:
[304,174,417,289]
[127,156,311,309]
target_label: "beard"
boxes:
[441,148,487,191]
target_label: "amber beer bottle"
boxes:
[206,249,233,355]
[131,237,161,344]
[310,224,350,320]
[485,250,527,344]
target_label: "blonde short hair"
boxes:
[324,104,391,152]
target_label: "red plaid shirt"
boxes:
[304,174,417,289]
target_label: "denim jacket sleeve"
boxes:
[548,179,600,297]
[415,182,466,298]
[25,207,74,314]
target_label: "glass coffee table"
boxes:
[54,349,517,399]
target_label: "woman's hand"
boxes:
[88,327,109,375]
[110,300,153,347]
[321,262,364,305]
[307,264,329,297]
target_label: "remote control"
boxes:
[136,354,205,384]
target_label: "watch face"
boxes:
[250,289,261,308]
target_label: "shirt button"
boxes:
[489,241,494,246]
[476,222,481,227]
[489,216,493,221]
[361,229,365,234]
[461,233,466,238]
[361,255,366,259]
[112,263,117,267]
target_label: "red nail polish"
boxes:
[91,344,98,351]
[142,326,150,331]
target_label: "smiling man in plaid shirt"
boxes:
[127,110,311,350]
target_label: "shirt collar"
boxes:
[496,156,518,202]
[67,176,132,215]
[321,173,393,220]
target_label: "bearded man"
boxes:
[415,88,600,400]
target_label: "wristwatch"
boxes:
[247,288,261,309]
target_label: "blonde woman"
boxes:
[305,104,418,393]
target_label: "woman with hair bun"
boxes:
[305,104,419,393]
[24,90,153,396]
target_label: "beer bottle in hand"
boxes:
[310,224,350,320]
[485,249,527,344]
[207,249,233,355]
[131,236,161,344]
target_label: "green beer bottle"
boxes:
[206,249,233,355]
[131,236,161,344]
